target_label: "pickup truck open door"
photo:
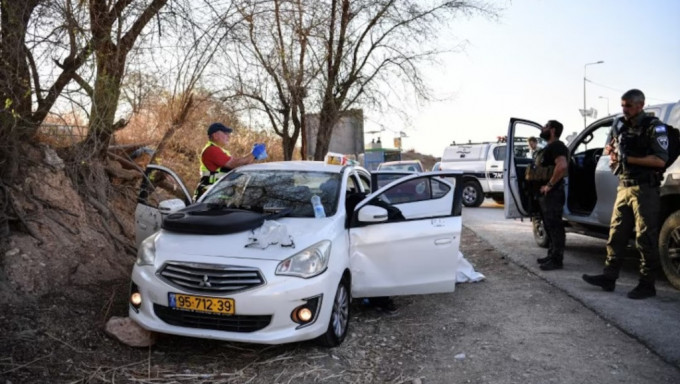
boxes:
[503,118,545,219]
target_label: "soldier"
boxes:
[527,136,539,159]
[534,121,569,271]
[582,89,669,299]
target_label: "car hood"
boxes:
[153,217,340,262]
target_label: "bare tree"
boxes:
[220,0,323,160]
[80,0,169,159]
[311,0,496,159]
[0,1,92,176]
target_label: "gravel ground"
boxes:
[2,226,679,383]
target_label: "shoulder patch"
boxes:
[655,125,667,133]
[657,135,669,150]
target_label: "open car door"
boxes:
[349,171,463,297]
[504,118,544,219]
[135,165,192,247]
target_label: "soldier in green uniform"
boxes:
[582,89,669,299]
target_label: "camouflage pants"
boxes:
[604,184,661,283]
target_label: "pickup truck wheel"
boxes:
[462,180,484,207]
[532,217,549,248]
[317,277,350,347]
[659,211,680,290]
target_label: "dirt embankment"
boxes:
[1,144,136,300]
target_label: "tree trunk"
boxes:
[314,99,340,160]
[82,52,126,159]
[0,0,40,183]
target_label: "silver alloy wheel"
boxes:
[463,185,478,205]
[331,283,349,338]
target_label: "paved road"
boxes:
[462,199,680,367]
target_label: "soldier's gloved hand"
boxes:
[252,143,268,160]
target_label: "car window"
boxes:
[573,123,612,156]
[346,175,359,193]
[358,174,371,193]
[374,173,410,189]
[380,177,432,204]
[201,170,341,217]
[379,163,422,172]
[431,178,451,198]
[493,145,506,161]
[140,168,189,207]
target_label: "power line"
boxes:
[586,79,673,103]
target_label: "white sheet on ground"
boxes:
[456,251,485,283]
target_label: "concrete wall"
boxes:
[305,109,364,159]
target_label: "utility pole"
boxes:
[583,61,604,128]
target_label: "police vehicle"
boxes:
[503,101,680,290]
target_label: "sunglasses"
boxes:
[621,103,635,108]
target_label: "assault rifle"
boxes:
[609,133,628,176]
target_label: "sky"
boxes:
[362,0,680,157]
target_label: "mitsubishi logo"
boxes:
[199,275,212,287]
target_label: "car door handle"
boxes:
[490,165,499,168]
[435,238,453,245]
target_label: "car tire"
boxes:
[659,211,680,290]
[317,277,350,347]
[532,217,549,248]
[462,180,484,208]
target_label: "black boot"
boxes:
[582,274,616,292]
[539,259,563,271]
[627,281,656,300]
[537,256,551,264]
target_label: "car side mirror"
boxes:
[357,205,388,223]
[159,198,186,216]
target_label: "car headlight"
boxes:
[136,233,159,266]
[276,240,331,278]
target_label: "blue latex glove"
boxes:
[252,143,267,160]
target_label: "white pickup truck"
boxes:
[440,138,532,207]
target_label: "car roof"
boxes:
[237,160,363,174]
[380,160,421,166]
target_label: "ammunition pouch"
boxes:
[525,150,554,182]
[525,164,554,182]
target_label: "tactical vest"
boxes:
[199,142,232,185]
[613,116,662,182]
[525,149,553,182]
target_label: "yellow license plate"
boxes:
[169,293,235,315]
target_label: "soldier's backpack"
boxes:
[663,124,680,171]
[642,115,680,171]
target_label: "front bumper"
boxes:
[129,258,340,345]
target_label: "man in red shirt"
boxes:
[193,122,264,200]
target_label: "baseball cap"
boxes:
[207,122,233,136]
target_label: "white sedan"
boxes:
[130,161,463,346]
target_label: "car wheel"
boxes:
[317,277,350,347]
[462,180,484,208]
[659,211,680,290]
[532,217,549,248]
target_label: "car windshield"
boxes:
[379,163,421,172]
[201,170,341,218]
